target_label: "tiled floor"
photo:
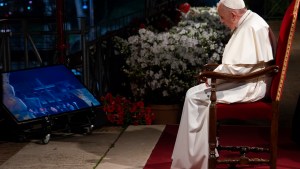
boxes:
[0,125,165,169]
[0,142,27,165]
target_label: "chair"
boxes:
[198,0,300,168]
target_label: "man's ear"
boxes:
[230,11,237,21]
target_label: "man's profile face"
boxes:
[217,4,236,30]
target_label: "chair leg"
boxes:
[270,106,279,169]
[209,157,216,169]
[228,164,237,169]
[270,138,277,169]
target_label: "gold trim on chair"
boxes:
[276,0,300,102]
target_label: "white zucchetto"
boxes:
[220,0,245,9]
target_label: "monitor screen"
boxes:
[1,65,101,123]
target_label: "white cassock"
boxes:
[171,10,274,169]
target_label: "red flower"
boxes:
[179,2,191,14]
[101,93,154,126]
[136,101,144,108]
[139,23,146,29]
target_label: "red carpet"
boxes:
[144,125,300,169]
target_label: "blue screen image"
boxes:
[2,65,101,122]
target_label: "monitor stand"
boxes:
[0,65,3,124]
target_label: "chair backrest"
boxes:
[270,0,299,102]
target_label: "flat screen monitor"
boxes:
[1,64,101,123]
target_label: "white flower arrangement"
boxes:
[114,6,231,104]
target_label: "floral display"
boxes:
[100,93,154,126]
[114,6,231,104]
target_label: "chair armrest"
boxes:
[198,63,220,83]
[202,63,220,71]
[198,65,279,82]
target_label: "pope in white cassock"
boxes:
[171,0,274,168]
